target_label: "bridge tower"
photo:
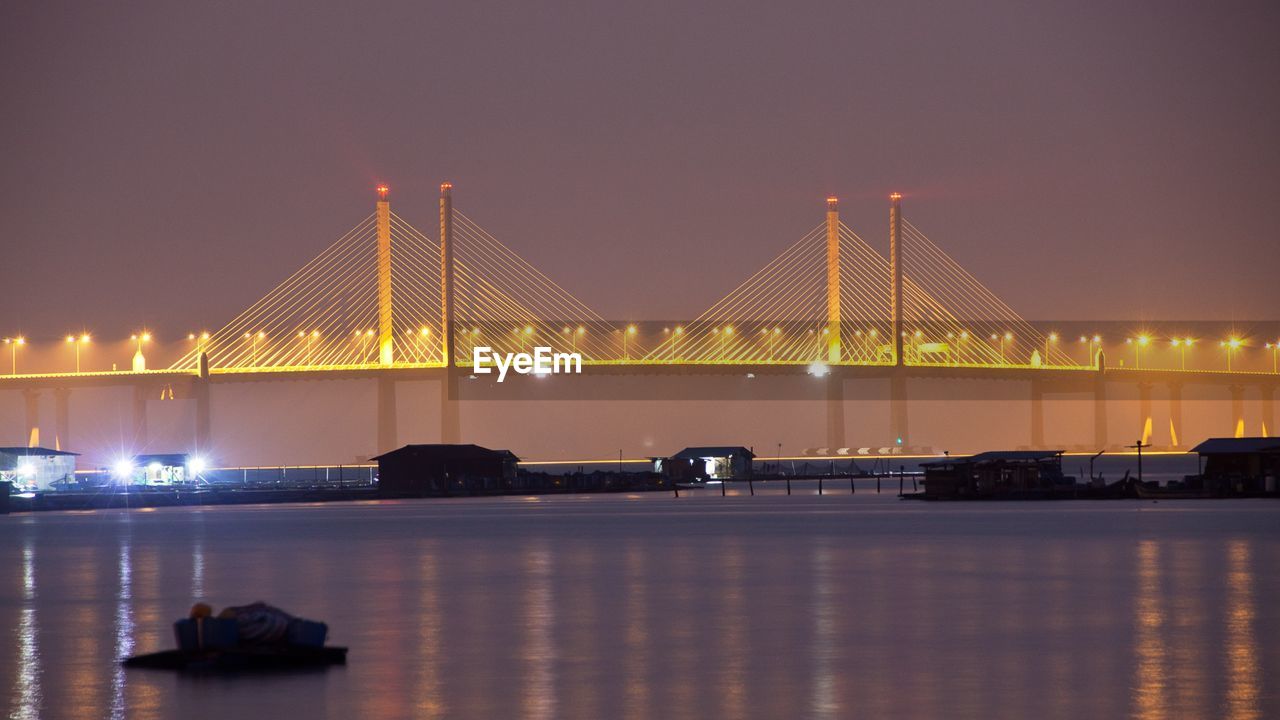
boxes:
[889,192,904,365]
[439,183,456,366]
[440,182,460,443]
[826,197,841,362]
[375,185,395,366]
[888,193,909,446]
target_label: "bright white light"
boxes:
[112,459,135,479]
[16,462,35,478]
[148,462,162,473]
[807,361,830,378]
[187,456,207,475]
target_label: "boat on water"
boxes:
[124,644,347,672]
[124,602,346,672]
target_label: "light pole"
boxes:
[298,330,319,365]
[624,324,637,360]
[993,332,1012,363]
[672,325,682,360]
[417,327,430,362]
[1221,337,1242,372]
[1171,337,1193,371]
[1127,335,1150,368]
[244,331,264,366]
[4,336,25,375]
[1044,332,1058,366]
[130,331,152,372]
[189,331,210,355]
[65,333,90,372]
[1267,341,1278,373]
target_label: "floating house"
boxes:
[373,444,519,497]
[0,447,79,492]
[920,450,1070,499]
[1189,438,1280,496]
[655,446,755,482]
[129,453,195,485]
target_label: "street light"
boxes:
[992,332,1012,363]
[130,332,152,372]
[1126,335,1151,368]
[1221,337,1242,372]
[243,331,264,366]
[1044,332,1058,366]
[1266,341,1279,373]
[65,333,90,372]
[624,324,637,360]
[188,331,211,355]
[4,336,25,375]
[131,332,152,353]
[298,330,319,365]
[1171,337,1194,371]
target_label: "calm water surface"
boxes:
[1,490,1276,719]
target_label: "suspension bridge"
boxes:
[0,184,1276,463]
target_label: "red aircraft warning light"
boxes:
[376,184,389,200]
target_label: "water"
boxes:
[2,491,1276,719]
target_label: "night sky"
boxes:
[2,0,1278,341]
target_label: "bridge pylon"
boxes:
[440,182,456,366]
[375,185,394,365]
[826,196,841,362]
[889,192,904,366]
[439,182,460,443]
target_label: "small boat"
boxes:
[124,602,346,672]
[123,644,347,672]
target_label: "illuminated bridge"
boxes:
[160,187,1086,372]
[1,185,1276,463]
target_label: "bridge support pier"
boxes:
[194,377,211,454]
[1093,376,1108,450]
[441,373,460,444]
[1263,385,1275,438]
[132,383,148,448]
[1029,379,1044,448]
[825,373,844,451]
[1138,382,1153,445]
[376,375,398,454]
[54,388,70,452]
[889,370,908,446]
[22,388,41,447]
[1168,382,1183,448]
[1230,385,1245,438]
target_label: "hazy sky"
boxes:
[2,0,1277,341]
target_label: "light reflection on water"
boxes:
[0,496,1276,720]
[15,541,40,720]
[1225,540,1260,720]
